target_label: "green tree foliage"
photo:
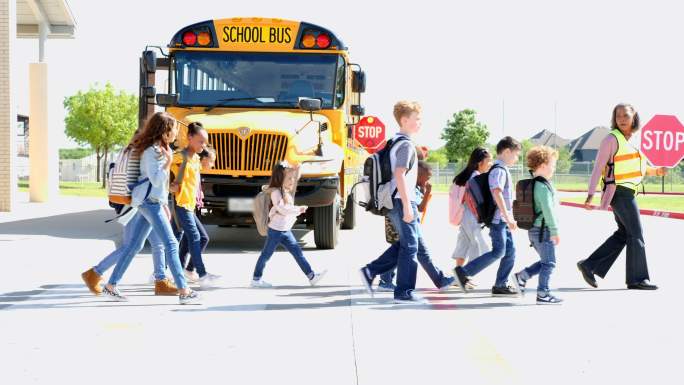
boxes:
[556,146,574,174]
[59,148,92,160]
[64,83,137,188]
[426,147,449,168]
[441,109,490,164]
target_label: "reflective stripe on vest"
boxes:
[607,129,646,191]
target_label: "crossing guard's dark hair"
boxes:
[611,103,641,132]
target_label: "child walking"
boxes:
[449,147,492,288]
[170,122,220,289]
[453,136,522,297]
[250,161,327,288]
[513,146,563,304]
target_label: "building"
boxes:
[566,126,610,162]
[529,129,570,148]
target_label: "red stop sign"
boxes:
[354,116,386,154]
[641,115,684,168]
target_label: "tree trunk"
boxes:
[95,147,102,183]
[102,146,109,189]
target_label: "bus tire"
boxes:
[314,195,340,249]
[341,192,356,230]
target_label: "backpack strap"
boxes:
[104,206,134,224]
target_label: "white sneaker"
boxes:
[198,273,221,289]
[309,270,327,287]
[184,270,199,283]
[394,291,429,305]
[179,290,201,305]
[102,286,129,302]
[250,279,272,288]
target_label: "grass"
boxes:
[561,195,684,213]
[17,181,107,198]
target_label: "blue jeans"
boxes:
[365,199,420,299]
[172,206,208,277]
[379,270,395,285]
[253,228,314,280]
[584,186,650,285]
[522,227,556,295]
[94,211,166,280]
[108,200,188,289]
[461,221,516,288]
[179,212,209,272]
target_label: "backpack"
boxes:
[253,186,278,236]
[356,136,416,216]
[448,183,467,226]
[464,164,507,227]
[104,147,150,223]
[513,175,552,238]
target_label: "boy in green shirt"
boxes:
[513,146,563,304]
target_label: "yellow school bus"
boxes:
[138,18,368,249]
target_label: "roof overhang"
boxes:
[16,0,76,39]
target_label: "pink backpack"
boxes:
[448,183,467,226]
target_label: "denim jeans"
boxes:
[179,212,209,272]
[108,200,188,289]
[522,227,556,295]
[461,221,516,288]
[365,199,419,299]
[584,186,650,285]
[379,269,395,285]
[172,206,208,277]
[253,228,313,280]
[94,211,166,280]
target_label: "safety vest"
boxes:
[602,129,647,192]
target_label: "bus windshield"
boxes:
[174,51,343,109]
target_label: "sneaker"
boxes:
[453,266,471,293]
[154,279,179,296]
[102,286,128,302]
[438,276,456,292]
[394,291,429,305]
[491,285,520,297]
[198,273,222,289]
[250,279,273,288]
[465,279,477,290]
[536,293,563,305]
[309,270,328,287]
[358,267,375,297]
[179,290,202,305]
[184,270,200,283]
[512,272,527,295]
[377,280,396,292]
[81,268,103,295]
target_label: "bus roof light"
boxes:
[197,31,212,46]
[182,31,197,46]
[302,33,316,48]
[316,33,331,49]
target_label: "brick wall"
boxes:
[0,0,16,212]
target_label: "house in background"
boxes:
[566,126,610,162]
[529,129,570,148]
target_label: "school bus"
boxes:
[138,18,368,249]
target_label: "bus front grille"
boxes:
[207,131,289,176]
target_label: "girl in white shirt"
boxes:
[250,161,327,288]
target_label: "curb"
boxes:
[560,201,684,220]
[558,189,684,196]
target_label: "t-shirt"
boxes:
[170,150,201,211]
[489,159,513,224]
[389,134,418,203]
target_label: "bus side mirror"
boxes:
[351,105,365,116]
[298,98,322,112]
[142,86,156,98]
[156,93,178,107]
[352,70,366,93]
[143,50,157,73]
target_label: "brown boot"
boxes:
[81,268,103,295]
[155,279,179,296]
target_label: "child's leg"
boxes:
[494,227,516,288]
[195,212,210,253]
[253,229,282,280]
[379,269,395,285]
[536,230,557,295]
[415,226,450,288]
[148,226,167,281]
[174,205,207,277]
[461,222,507,277]
[280,230,314,279]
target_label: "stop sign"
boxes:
[641,115,684,168]
[354,116,386,154]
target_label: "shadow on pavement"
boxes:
[0,210,121,240]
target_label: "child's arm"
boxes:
[417,182,431,212]
[270,190,302,216]
[394,167,413,223]
[537,184,560,245]
[492,188,517,230]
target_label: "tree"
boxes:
[441,109,489,164]
[64,83,137,188]
[59,148,92,160]
[426,147,449,168]
[556,146,573,174]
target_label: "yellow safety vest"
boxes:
[602,129,647,192]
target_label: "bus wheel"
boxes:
[341,192,356,230]
[314,194,340,249]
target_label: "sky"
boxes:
[11,0,684,149]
